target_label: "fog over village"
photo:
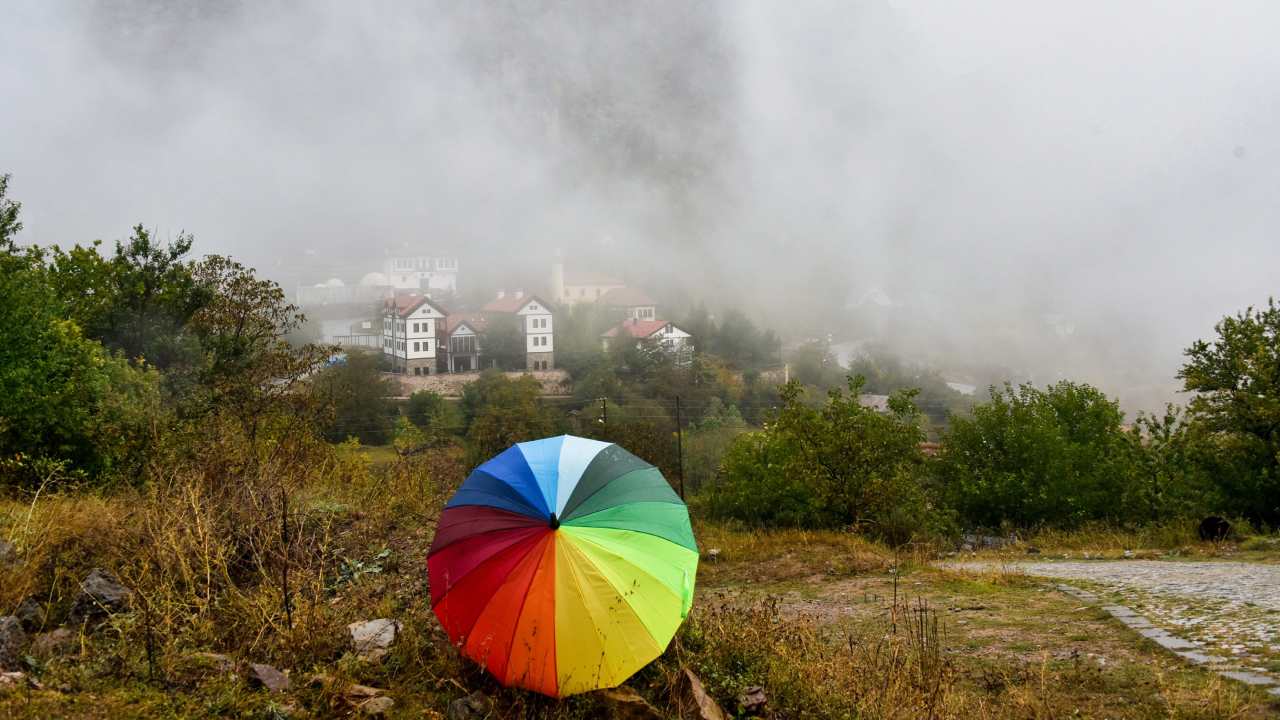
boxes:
[8,1,1280,717]
[7,1,1280,414]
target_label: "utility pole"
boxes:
[600,397,608,427]
[675,395,685,499]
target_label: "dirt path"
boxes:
[950,560,1280,695]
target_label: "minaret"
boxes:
[551,248,565,304]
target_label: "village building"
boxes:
[550,255,624,306]
[598,287,657,321]
[383,255,459,294]
[441,314,485,374]
[601,318,693,362]
[381,293,448,375]
[481,291,556,370]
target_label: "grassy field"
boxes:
[0,443,1277,718]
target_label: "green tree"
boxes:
[405,389,460,436]
[1178,299,1280,523]
[788,339,844,389]
[937,381,1139,529]
[463,370,560,466]
[479,314,525,371]
[0,188,160,486]
[314,350,399,445]
[0,174,21,251]
[709,377,930,538]
[48,226,209,370]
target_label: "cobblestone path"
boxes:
[951,560,1280,696]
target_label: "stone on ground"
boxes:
[247,663,290,693]
[69,568,133,624]
[683,668,727,720]
[348,618,400,658]
[0,617,28,671]
[29,628,77,659]
[447,691,492,720]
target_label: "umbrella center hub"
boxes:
[549,513,560,530]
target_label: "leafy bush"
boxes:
[706,378,933,540]
[937,381,1143,529]
[1178,298,1280,524]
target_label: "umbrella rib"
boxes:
[560,465,664,520]
[433,528,545,609]
[559,535,669,663]
[561,529,689,613]
[499,533,553,691]
[562,508,697,552]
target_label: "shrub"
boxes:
[706,378,933,540]
[937,381,1142,529]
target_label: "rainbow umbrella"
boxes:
[428,435,698,698]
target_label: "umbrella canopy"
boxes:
[428,435,698,698]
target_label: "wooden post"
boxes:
[675,396,685,499]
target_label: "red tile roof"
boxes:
[481,293,552,314]
[598,287,655,307]
[601,319,675,339]
[445,313,486,336]
[383,293,448,319]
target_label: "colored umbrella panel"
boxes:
[428,434,698,698]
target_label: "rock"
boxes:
[344,684,385,700]
[0,617,28,671]
[1122,550,1135,558]
[68,569,132,624]
[706,548,721,561]
[358,696,395,716]
[348,618,400,657]
[247,663,290,693]
[960,543,975,552]
[1198,516,1232,542]
[29,628,76,659]
[597,686,662,719]
[1026,546,1041,555]
[737,686,767,716]
[683,669,727,720]
[0,671,41,690]
[14,599,43,632]
[447,691,492,720]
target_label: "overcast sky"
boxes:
[3,1,1278,410]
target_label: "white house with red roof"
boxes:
[598,287,657,321]
[481,291,555,370]
[381,293,448,375]
[601,318,692,361]
[442,313,485,373]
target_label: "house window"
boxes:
[423,340,430,351]
[413,322,419,332]
[414,342,420,351]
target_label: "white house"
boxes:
[443,314,485,374]
[382,293,449,375]
[482,291,555,370]
[384,255,459,294]
[601,319,693,362]
[598,286,657,321]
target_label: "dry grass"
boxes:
[1,436,1277,718]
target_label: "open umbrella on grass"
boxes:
[428,434,698,697]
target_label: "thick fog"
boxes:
[4,1,1279,412]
